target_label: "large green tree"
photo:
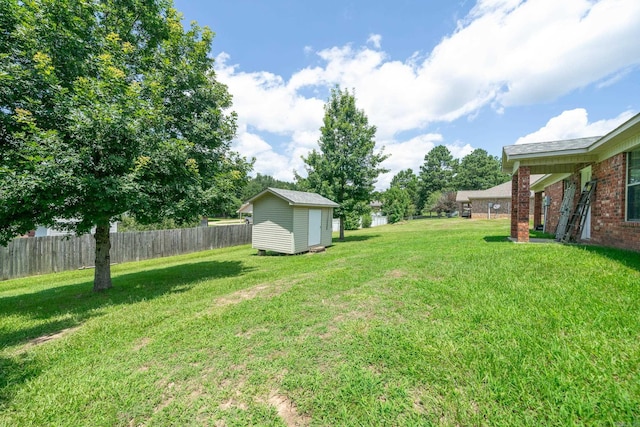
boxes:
[296,87,388,240]
[389,168,419,216]
[0,0,250,291]
[418,145,458,212]
[382,186,411,224]
[454,148,509,190]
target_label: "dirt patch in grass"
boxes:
[154,394,175,414]
[132,337,152,351]
[14,326,82,354]
[217,284,272,306]
[219,398,248,411]
[212,276,311,311]
[268,392,310,427]
[235,326,269,339]
[388,269,406,278]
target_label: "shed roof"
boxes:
[247,187,339,208]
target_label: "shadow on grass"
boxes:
[333,234,380,244]
[0,260,249,407]
[0,354,40,409]
[482,234,640,271]
[0,260,248,349]
[483,235,509,243]
[579,245,640,272]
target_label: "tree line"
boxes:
[382,146,509,223]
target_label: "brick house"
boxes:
[502,113,640,252]
[456,176,544,219]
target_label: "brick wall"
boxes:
[544,153,640,252]
[590,153,640,252]
[470,198,535,219]
[471,198,509,218]
[544,181,564,233]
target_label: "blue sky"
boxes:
[173,0,640,189]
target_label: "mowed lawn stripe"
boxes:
[1,218,638,426]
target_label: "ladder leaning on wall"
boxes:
[561,180,597,243]
[555,183,576,241]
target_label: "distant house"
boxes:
[34,221,118,237]
[502,112,640,252]
[245,187,339,254]
[456,176,544,219]
[236,202,253,223]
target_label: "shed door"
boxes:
[308,209,322,246]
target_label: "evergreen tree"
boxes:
[454,149,509,190]
[382,187,411,223]
[296,87,388,239]
[418,145,458,212]
[390,168,419,216]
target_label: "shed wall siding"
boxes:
[291,208,334,252]
[292,207,309,253]
[252,194,294,253]
[321,208,334,247]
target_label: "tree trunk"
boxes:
[93,223,112,292]
[339,216,345,241]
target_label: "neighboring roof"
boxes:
[247,187,340,208]
[470,180,514,199]
[457,175,545,201]
[502,112,640,176]
[455,190,476,203]
[236,202,253,214]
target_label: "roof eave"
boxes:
[590,113,640,154]
[530,173,571,192]
[291,202,340,208]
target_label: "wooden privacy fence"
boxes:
[0,225,252,281]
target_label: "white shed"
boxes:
[246,187,339,254]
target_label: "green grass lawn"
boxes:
[1,219,638,426]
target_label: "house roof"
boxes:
[457,175,545,202]
[503,137,600,158]
[502,112,640,177]
[246,187,340,208]
[455,190,476,203]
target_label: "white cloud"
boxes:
[232,131,290,181]
[515,108,636,144]
[429,0,640,109]
[447,143,475,159]
[367,34,382,49]
[381,134,443,175]
[215,54,325,136]
[214,0,640,189]
[376,134,474,189]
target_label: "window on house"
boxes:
[628,150,640,221]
